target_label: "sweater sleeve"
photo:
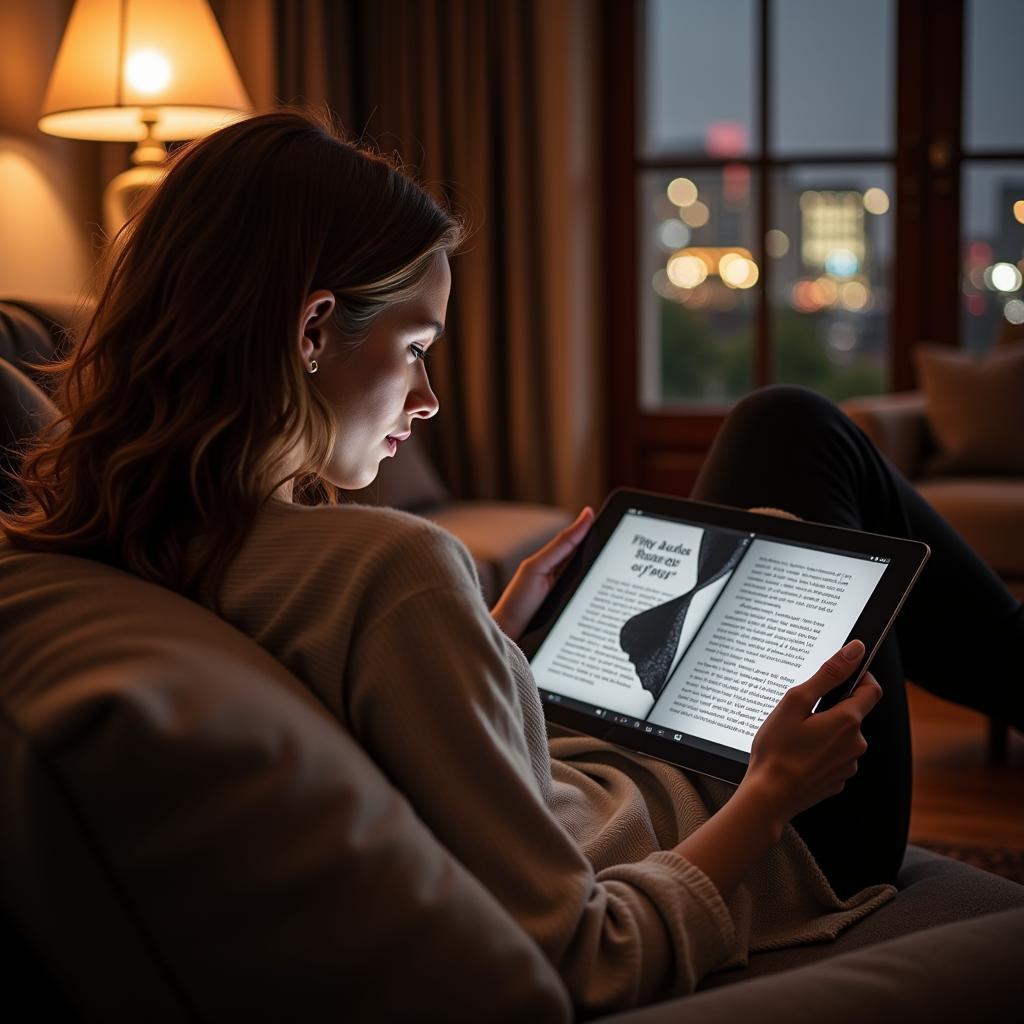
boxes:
[345,527,737,1016]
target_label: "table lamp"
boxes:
[38,0,252,236]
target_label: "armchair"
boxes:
[843,390,1024,762]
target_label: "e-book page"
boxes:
[647,539,888,753]
[531,512,750,719]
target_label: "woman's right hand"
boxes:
[671,641,882,900]
[743,640,883,826]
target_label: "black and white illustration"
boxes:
[530,511,748,719]
[619,529,749,701]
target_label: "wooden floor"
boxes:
[908,683,1024,849]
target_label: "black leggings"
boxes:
[690,386,1024,899]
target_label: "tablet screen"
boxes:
[530,506,892,762]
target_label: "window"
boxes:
[960,0,1024,349]
[638,0,895,408]
[604,0,1024,492]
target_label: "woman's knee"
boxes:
[724,385,844,439]
[702,387,859,492]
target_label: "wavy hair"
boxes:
[1,107,464,605]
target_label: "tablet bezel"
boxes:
[519,488,930,785]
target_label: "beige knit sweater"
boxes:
[209,499,894,1016]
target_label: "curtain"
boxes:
[213,0,604,512]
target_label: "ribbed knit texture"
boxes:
[208,499,894,1015]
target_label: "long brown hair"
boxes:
[2,107,464,604]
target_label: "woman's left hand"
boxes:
[491,507,595,642]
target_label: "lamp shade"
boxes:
[39,0,251,141]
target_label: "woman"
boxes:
[3,108,1021,1016]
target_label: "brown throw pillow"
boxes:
[915,342,1024,475]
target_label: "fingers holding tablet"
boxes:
[746,646,882,821]
[790,639,865,713]
[841,670,884,721]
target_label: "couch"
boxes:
[843,390,1024,761]
[2,301,1024,1020]
[2,540,1024,1022]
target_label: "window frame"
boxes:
[603,0,984,493]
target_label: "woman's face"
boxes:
[302,253,450,490]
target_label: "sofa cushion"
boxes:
[0,358,59,511]
[0,300,63,373]
[605,906,1024,1024]
[915,343,1024,475]
[841,392,932,480]
[697,844,1024,990]
[0,542,570,1024]
[914,477,1024,580]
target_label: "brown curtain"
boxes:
[213,0,604,511]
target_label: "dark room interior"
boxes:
[1,1,1022,1020]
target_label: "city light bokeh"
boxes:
[772,166,891,398]
[960,163,1024,349]
[639,0,1023,407]
[640,167,757,404]
[640,0,895,407]
[640,164,892,407]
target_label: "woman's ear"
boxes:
[297,290,337,366]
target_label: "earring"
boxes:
[308,359,318,375]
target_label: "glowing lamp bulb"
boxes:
[125,50,172,95]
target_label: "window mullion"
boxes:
[756,0,771,387]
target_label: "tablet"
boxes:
[519,488,930,785]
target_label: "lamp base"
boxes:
[103,162,167,239]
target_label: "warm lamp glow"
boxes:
[125,49,173,94]
[39,0,251,142]
[0,142,92,300]
[38,0,251,236]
